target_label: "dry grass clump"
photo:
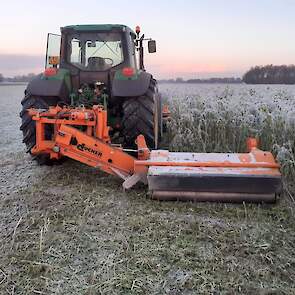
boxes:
[160,84,295,190]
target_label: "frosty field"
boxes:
[0,83,295,294]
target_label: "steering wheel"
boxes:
[104,58,113,66]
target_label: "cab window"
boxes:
[68,32,124,71]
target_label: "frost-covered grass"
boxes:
[160,83,295,193]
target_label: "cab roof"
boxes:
[61,24,134,33]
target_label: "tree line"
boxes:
[2,65,295,84]
[243,65,295,84]
[159,77,242,84]
[0,73,36,83]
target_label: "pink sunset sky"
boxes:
[0,0,294,78]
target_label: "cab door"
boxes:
[45,33,61,68]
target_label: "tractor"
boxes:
[20,24,162,164]
[19,24,281,202]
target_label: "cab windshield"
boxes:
[68,32,124,71]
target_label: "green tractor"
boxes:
[20,24,162,164]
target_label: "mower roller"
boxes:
[20,24,281,202]
[27,105,281,203]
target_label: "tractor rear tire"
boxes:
[122,79,162,149]
[20,94,57,165]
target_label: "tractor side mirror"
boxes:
[148,40,156,53]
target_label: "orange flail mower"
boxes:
[28,104,281,203]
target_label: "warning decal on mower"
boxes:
[77,143,103,157]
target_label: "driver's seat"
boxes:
[88,57,107,71]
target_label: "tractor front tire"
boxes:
[20,94,57,165]
[122,80,161,149]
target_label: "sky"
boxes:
[0,0,295,78]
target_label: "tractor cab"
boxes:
[45,24,156,87]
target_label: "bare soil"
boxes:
[0,84,295,294]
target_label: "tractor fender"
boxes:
[111,70,152,97]
[26,69,71,101]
